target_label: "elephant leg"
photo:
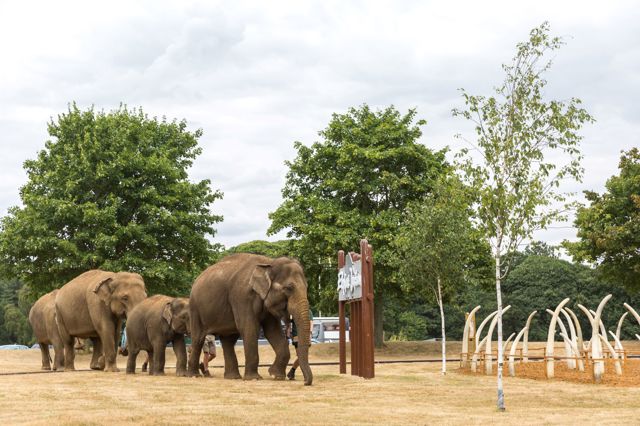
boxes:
[56,318,75,371]
[220,334,241,379]
[152,342,166,376]
[263,316,290,380]
[39,343,52,371]
[147,351,154,375]
[127,348,139,374]
[241,326,262,380]
[172,335,187,377]
[90,337,104,370]
[187,313,205,377]
[52,337,65,371]
[96,322,119,372]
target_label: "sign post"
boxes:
[338,239,375,379]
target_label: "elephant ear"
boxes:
[250,264,272,300]
[93,277,114,305]
[162,301,173,325]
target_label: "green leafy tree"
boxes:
[565,148,640,292]
[224,240,293,258]
[0,104,222,296]
[453,23,594,410]
[269,104,449,346]
[396,177,490,373]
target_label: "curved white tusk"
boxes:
[548,309,576,370]
[599,333,622,375]
[565,307,585,353]
[461,305,481,368]
[508,326,528,377]
[624,303,640,327]
[545,298,570,379]
[475,309,499,349]
[484,305,511,375]
[522,310,537,363]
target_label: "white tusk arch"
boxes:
[565,307,585,353]
[503,332,515,357]
[522,310,537,363]
[579,294,612,383]
[599,333,622,375]
[609,330,624,364]
[545,298,570,379]
[508,326,528,377]
[461,305,481,368]
[471,334,490,373]
[484,305,511,375]
[546,309,576,370]
[561,308,583,371]
[475,309,499,349]
[624,303,640,327]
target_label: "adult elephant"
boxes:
[55,270,147,372]
[126,295,190,376]
[188,254,313,385]
[29,290,64,371]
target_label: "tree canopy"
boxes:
[268,104,449,343]
[566,148,640,292]
[0,104,222,296]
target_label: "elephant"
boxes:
[54,270,147,372]
[28,290,64,371]
[188,253,313,385]
[125,295,190,376]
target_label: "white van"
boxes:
[312,317,350,343]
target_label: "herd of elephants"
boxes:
[27,253,314,385]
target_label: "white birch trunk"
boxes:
[495,250,505,411]
[437,277,446,375]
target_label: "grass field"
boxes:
[1,341,640,425]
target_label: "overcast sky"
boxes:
[0,1,638,250]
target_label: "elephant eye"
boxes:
[122,295,129,301]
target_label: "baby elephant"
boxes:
[125,295,190,376]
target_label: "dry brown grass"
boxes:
[1,342,639,425]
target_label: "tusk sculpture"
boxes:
[565,307,585,354]
[624,303,640,327]
[615,312,628,362]
[484,305,511,375]
[461,305,481,368]
[522,310,537,363]
[546,308,576,369]
[503,332,516,357]
[609,330,624,365]
[475,309,499,350]
[599,334,622,375]
[561,308,583,371]
[578,294,612,383]
[508,326,528,377]
[545,298,570,378]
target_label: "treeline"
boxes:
[1,24,639,349]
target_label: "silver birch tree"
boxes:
[453,22,594,411]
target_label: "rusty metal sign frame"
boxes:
[338,239,375,379]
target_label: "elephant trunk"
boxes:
[290,296,313,386]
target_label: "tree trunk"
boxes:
[437,277,446,375]
[374,290,384,348]
[495,250,505,411]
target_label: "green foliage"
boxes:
[268,104,449,337]
[453,22,594,268]
[389,311,428,341]
[566,148,640,292]
[0,104,223,296]
[0,280,33,345]
[224,240,293,258]
[396,248,640,342]
[396,177,492,303]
